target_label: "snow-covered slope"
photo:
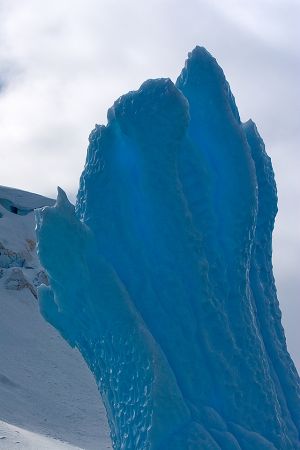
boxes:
[0,420,81,450]
[0,186,111,449]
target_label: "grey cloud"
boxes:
[0,0,299,368]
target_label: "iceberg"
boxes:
[36,47,300,449]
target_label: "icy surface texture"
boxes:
[36,47,300,449]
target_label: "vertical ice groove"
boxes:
[244,119,300,434]
[36,47,300,449]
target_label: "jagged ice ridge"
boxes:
[36,47,300,449]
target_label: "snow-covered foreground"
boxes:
[0,186,112,449]
[0,420,81,450]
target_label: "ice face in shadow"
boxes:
[36,47,300,449]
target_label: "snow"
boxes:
[36,47,300,449]
[0,186,111,450]
[0,420,81,450]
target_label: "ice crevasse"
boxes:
[36,47,300,449]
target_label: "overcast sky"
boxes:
[0,0,299,368]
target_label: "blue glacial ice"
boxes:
[36,47,300,449]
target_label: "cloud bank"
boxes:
[0,0,299,367]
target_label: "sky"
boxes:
[0,0,299,368]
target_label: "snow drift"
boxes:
[36,47,300,449]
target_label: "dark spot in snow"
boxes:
[0,373,18,388]
[0,198,32,216]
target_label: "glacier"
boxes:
[36,47,300,449]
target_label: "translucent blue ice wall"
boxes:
[36,47,300,449]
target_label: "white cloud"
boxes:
[0,0,299,366]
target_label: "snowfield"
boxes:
[0,186,111,450]
[0,420,81,450]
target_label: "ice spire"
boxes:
[36,47,300,449]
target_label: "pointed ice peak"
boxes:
[243,118,260,137]
[55,187,75,215]
[243,119,266,153]
[35,188,75,239]
[176,46,223,87]
[176,46,240,123]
